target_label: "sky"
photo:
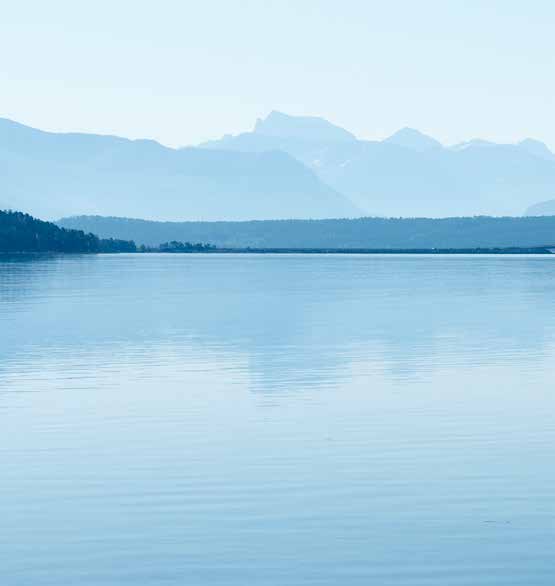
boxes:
[2,0,554,148]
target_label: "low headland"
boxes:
[2,209,555,255]
[59,214,555,251]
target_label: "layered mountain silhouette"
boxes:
[202,111,555,217]
[0,117,360,221]
[3,112,555,221]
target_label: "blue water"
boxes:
[1,253,554,585]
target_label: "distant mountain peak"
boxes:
[253,111,357,142]
[518,138,555,161]
[525,198,555,216]
[383,127,443,152]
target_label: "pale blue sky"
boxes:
[2,0,554,148]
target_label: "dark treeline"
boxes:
[1,210,136,253]
[139,240,217,253]
[58,215,555,249]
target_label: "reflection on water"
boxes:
[1,254,554,585]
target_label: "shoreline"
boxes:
[2,247,554,256]
[139,246,555,255]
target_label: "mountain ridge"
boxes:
[201,111,555,217]
[253,110,357,142]
[383,127,443,152]
[4,112,555,221]
[0,116,361,221]
[526,199,555,216]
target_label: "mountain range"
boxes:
[202,111,555,217]
[2,112,555,221]
[0,117,359,221]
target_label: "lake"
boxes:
[1,253,554,585]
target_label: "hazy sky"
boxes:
[2,0,554,148]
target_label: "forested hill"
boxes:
[58,215,555,249]
[1,210,136,253]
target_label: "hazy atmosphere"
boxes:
[2,0,555,148]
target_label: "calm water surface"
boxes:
[1,254,554,585]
